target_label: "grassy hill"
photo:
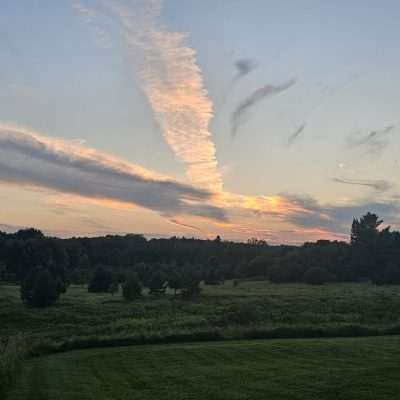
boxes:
[7,336,400,400]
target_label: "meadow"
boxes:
[2,280,400,355]
[7,336,400,400]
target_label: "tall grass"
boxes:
[0,334,27,398]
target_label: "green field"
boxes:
[7,336,400,400]
[2,281,400,354]
[3,281,400,398]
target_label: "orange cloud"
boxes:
[109,0,223,193]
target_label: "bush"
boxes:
[20,268,62,307]
[0,334,27,398]
[88,267,113,293]
[303,267,333,285]
[122,274,142,301]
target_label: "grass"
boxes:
[2,281,400,354]
[7,336,400,400]
[0,334,27,398]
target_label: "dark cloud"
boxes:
[287,124,306,145]
[282,193,400,235]
[0,127,227,222]
[231,78,296,138]
[234,59,256,80]
[333,178,393,192]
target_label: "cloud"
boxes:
[347,125,396,155]
[282,193,400,234]
[73,1,112,48]
[287,123,306,145]
[0,125,226,222]
[333,177,393,192]
[0,223,24,234]
[234,58,256,80]
[169,218,201,232]
[105,0,223,192]
[231,78,296,138]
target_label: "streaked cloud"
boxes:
[106,0,223,192]
[333,177,393,192]
[348,125,396,155]
[231,78,296,138]
[169,218,201,232]
[287,123,306,145]
[0,125,226,222]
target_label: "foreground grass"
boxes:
[2,282,400,353]
[7,336,400,400]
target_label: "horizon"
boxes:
[1,0,399,244]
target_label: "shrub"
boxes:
[88,267,113,293]
[303,267,333,285]
[122,274,142,301]
[20,268,62,307]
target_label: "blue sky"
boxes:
[0,0,399,243]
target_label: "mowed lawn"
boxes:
[7,336,400,400]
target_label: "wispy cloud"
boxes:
[73,1,112,48]
[0,124,226,222]
[333,177,393,192]
[234,58,256,81]
[169,218,201,232]
[347,125,396,155]
[287,123,306,145]
[231,78,296,138]
[105,0,223,192]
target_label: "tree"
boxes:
[109,281,119,296]
[351,213,383,279]
[147,268,168,295]
[14,228,44,240]
[88,267,113,293]
[181,269,202,298]
[122,274,142,301]
[20,268,61,307]
[303,267,334,285]
[351,213,383,245]
[168,270,183,295]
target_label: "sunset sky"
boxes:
[1,0,399,243]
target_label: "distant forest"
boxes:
[1,212,400,306]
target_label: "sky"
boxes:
[0,0,399,244]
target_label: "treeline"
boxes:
[0,212,400,306]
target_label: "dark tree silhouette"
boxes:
[20,268,61,307]
[88,267,113,293]
[122,273,142,301]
